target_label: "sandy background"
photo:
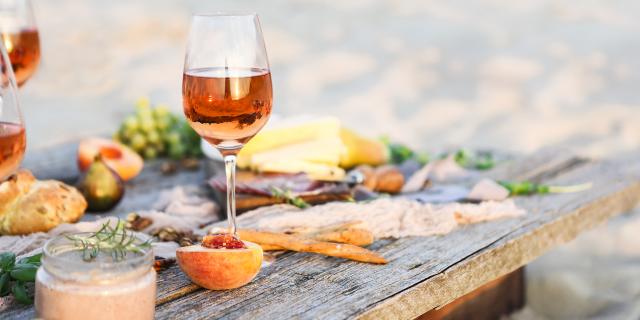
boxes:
[19,0,640,318]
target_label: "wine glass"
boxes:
[183,13,273,236]
[0,39,25,181]
[0,0,39,87]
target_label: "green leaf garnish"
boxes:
[0,273,11,297]
[11,281,31,304]
[270,187,310,209]
[380,136,429,165]
[9,264,38,282]
[454,149,495,170]
[16,253,41,266]
[0,251,42,304]
[499,181,592,196]
[0,252,15,272]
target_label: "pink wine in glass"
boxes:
[0,121,26,179]
[182,67,272,153]
[1,28,40,86]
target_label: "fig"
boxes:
[77,155,124,212]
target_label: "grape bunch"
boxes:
[114,98,203,160]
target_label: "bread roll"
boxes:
[0,170,87,235]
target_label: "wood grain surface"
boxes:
[4,145,639,319]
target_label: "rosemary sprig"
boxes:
[65,220,152,262]
[453,149,495,170]
[498,181,593,196]
[380,136,429,165]
[270,187,310,209]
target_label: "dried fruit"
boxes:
[153,257,176,272]
[151,227,199,245]
[180,158,200,170]
[179,237,194,247]
[160,162,178,175]
[125,213,153,231]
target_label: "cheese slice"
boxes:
[256,160,346,181]
[249,136,345,170]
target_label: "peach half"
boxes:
[176,241,263,290]
[78,138,143,181]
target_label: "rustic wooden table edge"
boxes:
[5,144,640,319]
[359,165,640,319]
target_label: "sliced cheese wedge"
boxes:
[256,160,346,181]
[238,116,341,168]
[249,136,345,170]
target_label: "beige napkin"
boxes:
[0,185,219,260]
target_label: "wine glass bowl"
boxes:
[182,13,272,234]
[0,39,25,181]
[182,66,272,152]
[0,0,39,87]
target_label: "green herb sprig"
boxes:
[380,136,429,165]
[65,220,152,262]
[270,187,310,209]
[0,252,42,304]
[453,149,495,170]
[499,181,593,196]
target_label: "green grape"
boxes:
[115,99,206,160]
[166,131,181,145]
[136,105,153,119]
[143,147,158,159]
[135,97,151,109]
[122,115,139,131]
[156,117,171,132]
[139,118,155,133]
[130,133,147,152]
[147,130,161,145]
[168,144,185,160]
[169,114,181,126]
[153,105,170,118]
[120,127,137,142]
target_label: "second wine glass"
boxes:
[182,13,273,236]
[0,0,39,87]
[0,39,25,181]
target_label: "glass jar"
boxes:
[35,233,156,320]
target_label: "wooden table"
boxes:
[4,144,640,319]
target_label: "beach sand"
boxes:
[22,0,640,318]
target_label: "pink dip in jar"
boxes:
[35,233,156,320]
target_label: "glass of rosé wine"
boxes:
[0,0,39,87]
[183,13,272,236]
[0,39,25,181]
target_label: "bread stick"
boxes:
[237,229,387,264]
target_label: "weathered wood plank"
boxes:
[1,263,202,320]
[417,267,524,320]
[6,145,640,319]
[151,152,640,319]
[148,151,585,314]
[2,144,216,319]
[359,158,640,319]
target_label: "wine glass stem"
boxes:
[223,154,238,236]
